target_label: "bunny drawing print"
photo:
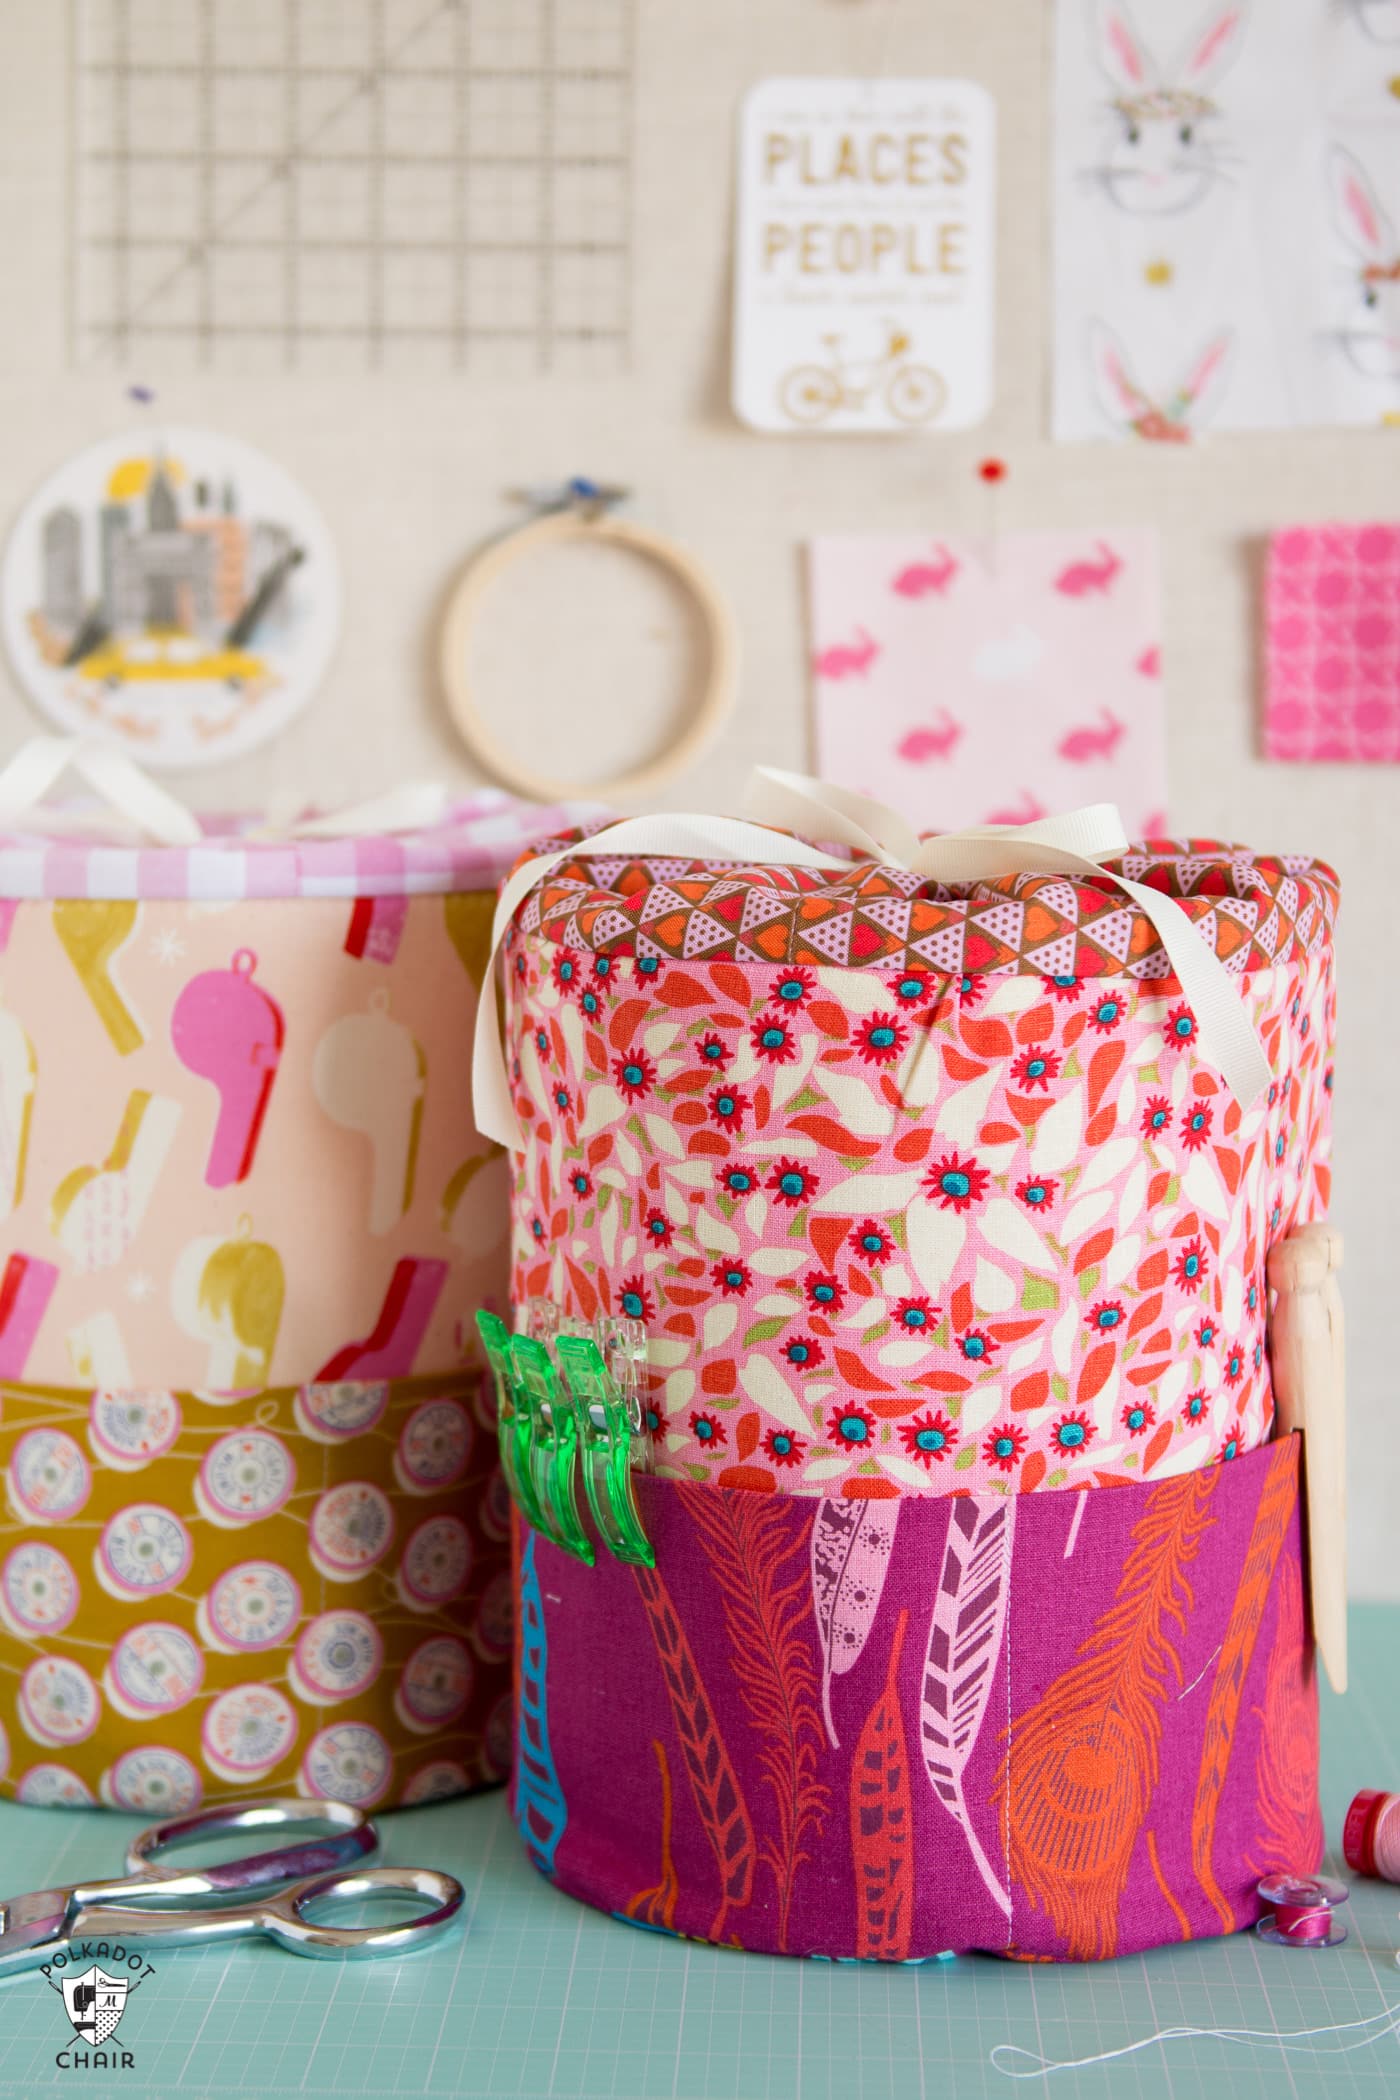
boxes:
[1089,0,1249,217]
[1328,146,1400,389]
[1056,0,1400,434]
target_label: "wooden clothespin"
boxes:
[1268,1222,1347,1694]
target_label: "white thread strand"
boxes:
[991,2000,1400,2079]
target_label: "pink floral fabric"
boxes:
[505,915,1334,1498]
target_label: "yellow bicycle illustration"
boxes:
[778,326,947,426]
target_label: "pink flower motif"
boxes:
[763,1425,806,1468]
[767,1158,820,1206]
[1015,1174,1058,1212]
[751,1014,800,1064]
[893,1294,940,1336]
[921,1150,990,1213]
[689,1409,727,1449]
[1010,1044,1061,1093]
[1181,1101,1214,1152]
[958,1326,998,1364]
[707,1084,751,1133]
[711,1259,752,1297]
[804,1271,846,1315]
[614,1048,657,1102]
[854,1012,909,1066]
[1171,1237,1210,1292]
[849,1220,895,1265]
[900,1410,958,1466]
[983,1422,1027,1471]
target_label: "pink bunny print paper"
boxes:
[1263,521,1400,760]
[1053,0,1400,438]
[808,529,1166,836]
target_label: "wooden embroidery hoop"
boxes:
[438,482,737,801]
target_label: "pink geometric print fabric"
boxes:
[1264,524,1400,762]
[505,939,1335,1500]
[808,530,1166,836]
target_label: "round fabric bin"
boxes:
[493,822,1338,1959]
[0,786,585,1812]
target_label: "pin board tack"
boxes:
[438,505,737,803]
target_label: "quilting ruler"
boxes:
[72,0,634,374]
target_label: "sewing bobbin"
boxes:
[1255,1872,1350,1949]
[438,478,737,802]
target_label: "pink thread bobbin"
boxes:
[1256,1872,1350,1949]
[1345,1789,1400,1885]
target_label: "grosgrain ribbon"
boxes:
[0,735,454,846]
[471,767,1273,1152]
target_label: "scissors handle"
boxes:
[79,1799,379,1908]
[68,1866,465,1962]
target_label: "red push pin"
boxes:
[977,458,1008,575]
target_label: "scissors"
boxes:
[0,1798,465,1980]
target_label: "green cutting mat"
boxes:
[0,1605,1396,2100]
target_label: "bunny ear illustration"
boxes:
[1175,329,1236,428]
[1094,0,1158,94]
[1174,1,1249,92]
[1088,319,1153,430]
[1328,144,1396,264]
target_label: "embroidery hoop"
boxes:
[438,482,737,801]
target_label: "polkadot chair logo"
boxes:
[43,1939,154,2070]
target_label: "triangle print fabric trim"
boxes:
[807,530,1166,839]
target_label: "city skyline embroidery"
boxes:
[1,428,340,770]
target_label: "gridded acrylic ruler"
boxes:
[73,0,634,373]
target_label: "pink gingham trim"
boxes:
[0,791,611,901]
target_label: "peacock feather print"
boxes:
[811,1495,900,1747]
[679,1485,830,1953]
[997,1470,1219,1960]
[1246,1557,1325,1882]
[920,1495,1016,1920]
[850,1607,915,1962]
[632,1558,756,1939]
[516,1530,568,1877]
[1193,1443,1302,1929]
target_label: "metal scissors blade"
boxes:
[0,1798,380,1981]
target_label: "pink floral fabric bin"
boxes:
[503,841,1337,1499]
[497,831,1338,1962]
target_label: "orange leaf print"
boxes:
[1020,1450,1048,1493]
[997,1469,1219,1959]
[851,1611,914,1962]
[657,971,711,1006]
[1085,1108,1117,1148]
[1136,1250,1170,1290]
[1128,1293,1164,1339]
[1016,1002,1055,1044]
[736,1411,761,1461]
[709,962,753,1007]
[961,1017,1014,1061]
[1077,1342,1116,1405]
[834,1347,898,1396]
[608,998,651,1051]
[1088,1040,1126,1116]
[1074,1229,1115,1277]
[1011,1373,1050,1414]
[1143,1420,1174,1473]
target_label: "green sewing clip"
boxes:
[474,1310,550,1536]
[509,1334,594,1564]
[555,1334,654,1568]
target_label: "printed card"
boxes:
[733,76,996,434]
[808,528,1167,836]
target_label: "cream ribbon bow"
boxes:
[0,735,454,846]
[472,767,1272,1152]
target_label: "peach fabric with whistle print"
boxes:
[809,529,1167,840]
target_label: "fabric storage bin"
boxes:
[490,809,1339,1959]
[0,776,587,1813]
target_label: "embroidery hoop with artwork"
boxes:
[1,427,340,770]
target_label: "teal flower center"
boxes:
[1023,1185,1047,1205]
[838,1414,870,1443]
[772,1434,793,1456]
[788,1343,811,1365]
[695,1418,714,1441]
[1128,1408,1147,1430]
[1057,1422,1087,1448]
[941,1170,971,1199]
[1096,1001,1119,1025]
[963,1335,986,1358]
[812,1283,835,1304]
[702,1041,723,1060]
[778,980,805,1002]
[1184,1254,1200,1278]
[1173,1015,1193,1037]
[994,1435,1015,1458]
[779,1172,804,1198]
[648,1217,667,1238]
[870,1026,897,1049]
[902,1308,928,1329]
[861,1233,884,1253]
[622,1292,643,1318]
[624,1064,644,1087]
[724,1269,744,1289]
[917,1428,946,1453]
[761,1026,786,1050]
[898,977,924,999]
[716,1095,736,1117]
